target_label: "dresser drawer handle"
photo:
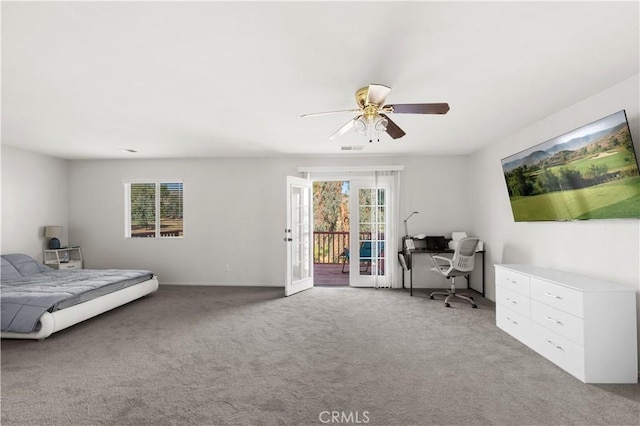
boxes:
[546,340,564,351]
[505,297,517,305]
[545,316,563,325]
[506,316,518,325]
[544,292,563,300]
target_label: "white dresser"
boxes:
[495,264,638,384]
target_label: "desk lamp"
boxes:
[403,211,419,238]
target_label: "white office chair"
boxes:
[429,237,480,308]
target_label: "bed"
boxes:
[1,253,159,340]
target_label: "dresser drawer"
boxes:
[531,300,584,345]
[530,322,585,381]
[496,285,530,318]
[530,278,583,318]
[55,261,82,270]
[495,268,530,297]
[493,264,637,383]
[496,304,530,345]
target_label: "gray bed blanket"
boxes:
[1,254,153,334]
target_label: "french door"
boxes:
[285,176,314,296]
[349,179,391,288]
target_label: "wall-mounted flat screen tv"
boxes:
[501,110,640,221]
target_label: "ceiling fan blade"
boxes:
[366,84,392,106]
[384,103,450,114]
[329,117,359,140]
[301,109,360,118]
[380,114,406,139]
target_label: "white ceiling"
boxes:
[2,1,639,160]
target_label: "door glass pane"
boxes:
[293,261,302,282]
[359,206,372,223]
[291,185,311,283]
[358,187,386,277]
[359,188,374,205]
[358,222,372,234]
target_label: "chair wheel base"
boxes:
[430,290,478,309]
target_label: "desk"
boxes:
[400,249,485,297]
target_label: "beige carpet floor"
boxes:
[2,285,639,425]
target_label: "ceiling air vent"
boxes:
[341,146,364,151]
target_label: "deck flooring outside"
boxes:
[313,263,349,286]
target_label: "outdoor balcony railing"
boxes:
[314,231,381,264]
[314,231,349,264]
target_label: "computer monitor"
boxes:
[425,236,447,251]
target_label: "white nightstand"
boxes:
[44,247,83,270]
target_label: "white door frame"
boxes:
[301,168,399,288]
[285,176,314,296]
[349,177,392,288]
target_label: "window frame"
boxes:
[123,179,184,239]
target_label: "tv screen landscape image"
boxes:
[501,110,640,221]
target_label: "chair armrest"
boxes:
[430,254,454,276]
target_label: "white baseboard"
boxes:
[159,281,283,287]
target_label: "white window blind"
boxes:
[124,181,183,238]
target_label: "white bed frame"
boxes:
[1,276,159,340]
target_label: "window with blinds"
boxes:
[124,181,183,238]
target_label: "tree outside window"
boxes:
[126,182,183,238]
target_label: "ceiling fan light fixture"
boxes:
[302,84,450,142]
[354,117,367,134]
[374,116,388,132]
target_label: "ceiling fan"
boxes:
[301,84,450,142]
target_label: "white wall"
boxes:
[469,74,640,351]
[1,146,70,262]
[68,155,471,287]
[398,155,474,289]
[8,73,638,296]
[68,158,291,285]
